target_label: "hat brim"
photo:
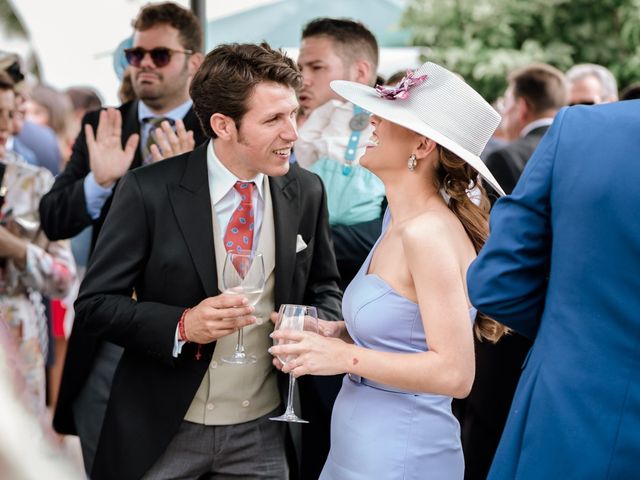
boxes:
[331,80,505,196]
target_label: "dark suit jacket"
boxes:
[484,126,549,202]
[45,101,207,436]
[456,125,549,480]
[73,144,342,480]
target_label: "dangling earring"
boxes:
[407,154,417,171]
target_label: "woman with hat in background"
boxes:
[270,62,507,479]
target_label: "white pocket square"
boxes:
[295,234,308,253]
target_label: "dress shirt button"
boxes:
[210,361,218,369]
[206,402,215,410]
[241,400,250,408]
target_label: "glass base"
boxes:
[269,413,309,424]
[221,353,257,365]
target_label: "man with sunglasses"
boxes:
[39,2,206,475]
[566,63,618,106]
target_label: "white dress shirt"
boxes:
[173,140,265,356]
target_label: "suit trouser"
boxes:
[72,341,123,475]
[141,407,288,479]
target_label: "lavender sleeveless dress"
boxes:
[320,210,472,480]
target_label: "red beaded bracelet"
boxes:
[178,308,190,342]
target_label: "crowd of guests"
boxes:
[1,2,638,479]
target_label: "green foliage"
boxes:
[401,0,640,101]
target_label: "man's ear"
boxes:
[210,113,236,140]
[516,96,531,124]
[352,59,374,86]
[188,52,204,75]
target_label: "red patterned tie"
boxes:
[224,181,255,253]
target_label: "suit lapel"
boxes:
[270,171,299,307]
[168,143,218,298]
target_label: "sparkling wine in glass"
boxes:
[221,250,265,365]
[270,304,318,423]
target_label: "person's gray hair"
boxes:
[566,63,618,101]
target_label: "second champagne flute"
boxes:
[270,304,318,423]
[221,250,265,365]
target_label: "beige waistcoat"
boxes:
[184,176,279,425]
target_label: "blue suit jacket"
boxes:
[468,101,640,479]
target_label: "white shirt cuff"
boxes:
[172,326,187,357]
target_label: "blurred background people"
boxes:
[620,81,640,101]
[0,322,84,479]
[566,63,618,106]
[65,85,103,146]
[484,64,568,196]
[0,51,61,176]
[0,71,76,416]
[25,83,75,166]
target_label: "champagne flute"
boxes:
[221,250,265,365]
[270,304,318,423]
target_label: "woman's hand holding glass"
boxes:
[270,317,351,378]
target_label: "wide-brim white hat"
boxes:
[331,62,505,196]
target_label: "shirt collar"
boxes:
[520,117,554,138]
[207,140,264,205]
[137,99,193,123]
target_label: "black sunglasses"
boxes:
[569,101,595,107]
[124,47,193,68]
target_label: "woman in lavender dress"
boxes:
[271,62,508,479]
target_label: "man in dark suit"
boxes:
[72,42,342,480]
[38,3,206,474]
[457,63,568,480]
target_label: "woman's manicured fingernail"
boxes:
[267,347,273,353]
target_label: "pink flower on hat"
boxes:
[375,70,428,100]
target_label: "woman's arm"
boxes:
[5,229,77,299]
[272,217,475,398]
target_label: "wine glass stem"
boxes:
[235,328,245,355]
[285,372,296,415]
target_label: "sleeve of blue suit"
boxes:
[467,108,569,340]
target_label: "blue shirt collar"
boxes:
[137,99,193,123]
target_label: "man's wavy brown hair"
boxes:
[190,43,302,139]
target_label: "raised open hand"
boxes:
[86,108,139,187]
[148,119,195,163]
